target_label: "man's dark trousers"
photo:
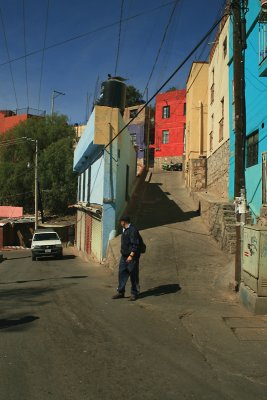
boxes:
[118,256,138,296]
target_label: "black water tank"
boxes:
[99,78,126,114]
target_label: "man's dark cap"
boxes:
[120,215,131,223]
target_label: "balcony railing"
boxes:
[219,118,224,142]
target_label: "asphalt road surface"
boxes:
[0,249,231,400]
[1,173,267,400]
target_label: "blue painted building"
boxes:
[73,105,137,261]
[124,105,149,174]
[229,0,267,218]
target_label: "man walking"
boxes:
[112,216,140,301]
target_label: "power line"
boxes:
[142,0,181,97]
[22,0,29,108]
[37,0,50,111]
[0,7,19,109]
[0,1,176,69]
[115,0,125,76]
[85,12,227,170]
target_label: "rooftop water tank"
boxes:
[98,76,126,115]
[261,0,267,12]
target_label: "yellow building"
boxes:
[207,17,230,198]
[185,61,209,190]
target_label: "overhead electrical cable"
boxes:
[142,0,181,97]
[86,12,228,169]
[0,7,19,109]
[23,0,29,108]
[0,1,177,69]
[37,0,50,110]
[114,0,125,75]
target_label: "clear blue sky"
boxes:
[0,0,225,124]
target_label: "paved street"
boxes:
[1,172,267,400]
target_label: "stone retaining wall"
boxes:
[190,158,207,191]
[207,140,229,199]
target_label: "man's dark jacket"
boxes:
[120,225,140,257]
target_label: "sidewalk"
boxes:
[107,171,267,396]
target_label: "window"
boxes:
[247,130,259,168]
[232,80,235,131]
[183,103,186,115]
[210,68,215,104]
[82,171,86,202]
[162,105,170,119]
[77,174,81,201]
[259,20,267,64]
[129,108,138,118]
[162,130,169,144]
[223,36,227,58]
[130,133,137,146]
[183,123,186,155]
[210,114,214,151]
[209,132,213,152]
[219,98,224,142]
[125,165,130,201]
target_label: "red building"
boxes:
[153,89,186,169]
[0,109,45,134]
[0,110,29,134]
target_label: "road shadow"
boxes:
[139,283,181,299]
[36,254,76,261]
[0,315,39,330]
[0,275,88,285]
[126,173,200,230]
[6,255,31,261]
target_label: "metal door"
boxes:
[91,217,102,261]
[85,214,92,255]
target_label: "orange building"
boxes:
[0,109,45,134]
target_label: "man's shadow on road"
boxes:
[139,283,181,299]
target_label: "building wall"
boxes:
[0,112,29,134]
[229,1,267,218]
[207,18,230,197]
[154,89,186,168]
[185,62,209,188]
[124,105,149,165]
[102,111,137,257]
[74,105,137,261]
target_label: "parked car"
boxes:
[31,229,63,261]
[162,162,183,171]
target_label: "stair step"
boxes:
[222,204,235,211]
[225,223,236,232]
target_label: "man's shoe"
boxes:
[112,293,125,299]
[129,295,138,301]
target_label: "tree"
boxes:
[0,114,77,215]
[126,85,145,107]
[166,86,178,92]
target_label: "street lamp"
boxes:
[51,90,65,115]
[23,137,38,230]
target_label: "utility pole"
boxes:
[51,90,65,115]
[34,139,38,230]
[231,0,247,290]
